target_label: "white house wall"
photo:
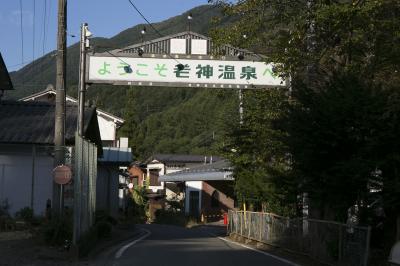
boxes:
[147,162,165,192]
[0,146,53,216]
[185,181,202,215]
[97,115,116,142]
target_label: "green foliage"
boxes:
[95,221,112,239]
[154,208,196,227]
[0,199,10,217]
[288,73,398,220]
[221,88,297,216]
[119,87,238,159]
[77,215,114,257]
[15,207,34,222]
[210,0,400,82]
[43,216,73,246]
[5,4,240,161]
[77,226,98,257]
[210,0,400,225]
[125,186,150,222]
[95,210,118,226]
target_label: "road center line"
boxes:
[115,229,151,259]
[210,233,301,266]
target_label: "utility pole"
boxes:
[78,23,91,135]
[53,0,67,217]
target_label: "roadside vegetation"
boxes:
[208,0,400,263]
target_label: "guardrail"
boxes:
[228,210,371,266]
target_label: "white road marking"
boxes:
[211,233,301,266]
[114,229,151,259]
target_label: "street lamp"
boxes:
[141,27,146,43]
[187,13,193,32]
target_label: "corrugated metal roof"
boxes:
[98,147,133,164]
[148,153,223,164]
[159,160,233,182]
[0,101,100,146]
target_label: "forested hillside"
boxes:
[7,5,240,158]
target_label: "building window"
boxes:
[211,190,219,208]
[149,174,160,186]
[132,176,138,186]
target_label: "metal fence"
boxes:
[228,210,371,266]
[72,133,97,244]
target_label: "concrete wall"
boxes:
[0,145,53,216]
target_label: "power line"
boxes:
[19,0,24,65]
[32,0,36,65]
[42,0,47,57]
[41,0,48,84]
[126,0,182,67]
[127,0,166,40]
[104,50,132,67]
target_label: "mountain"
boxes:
[7,5,224,99]
[6,4,239,158]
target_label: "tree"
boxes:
[221,88,297,216]
[210,0,400,249]
[119,87,141,158]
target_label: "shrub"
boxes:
[0,199,10,216]
[77,220,113,257]
[95,210,118,225]
[77,226,98,257]
[43,213,73,245]
[154,209,190,227]
[15,207,34,222]
[95,221,112,238]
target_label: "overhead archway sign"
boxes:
[87,56,286,89]
[86,31,286,89]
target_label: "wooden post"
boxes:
[53,0,67,218]
[259,212,263,242]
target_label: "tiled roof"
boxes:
[19,88,125,125]
[148,153,223,164]
[0,53,13,91]
[0,100,101,146]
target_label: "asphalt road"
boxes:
[105,224,297,266]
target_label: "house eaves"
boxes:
[19,88,125,126]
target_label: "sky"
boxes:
[0,0,209,71]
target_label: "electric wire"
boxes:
[42,0,47,58]
[19,0,24,66]
[32,0,36,66]
[41,0,48,85]
[126,0,182,66]
[104,51,132,67]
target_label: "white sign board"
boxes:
[88,56,285,88]
[191,39,207,55]
[170,39,186,54]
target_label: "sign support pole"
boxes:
[78,23,89,136]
